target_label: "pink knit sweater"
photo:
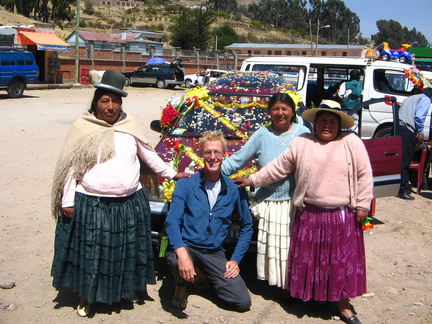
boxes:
[249,132,373,211]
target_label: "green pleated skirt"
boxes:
[51,189,156,304]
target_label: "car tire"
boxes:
[156,79,167,89]
[382,53,390,61]
[185,79,194,88]
[124,77,132,86]
[7,80,25,98]
[374,125,393,138]
[399,56,407,64]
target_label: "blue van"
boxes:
[0,49,39,98]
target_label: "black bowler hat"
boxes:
[94,70,128,97]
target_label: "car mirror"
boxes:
[150,120,163,133]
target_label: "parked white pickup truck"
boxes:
[184,69,227,88]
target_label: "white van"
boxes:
[241,56,430,139]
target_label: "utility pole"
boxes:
[309,19,313,56]
[74,0,80,83]
[347,29,350,57]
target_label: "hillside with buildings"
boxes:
[1,3,308,47]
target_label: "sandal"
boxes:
[170,288,189,311]
[77,303,91,317]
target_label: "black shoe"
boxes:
[339,314,362,324]
[397,191,415,200]
[420,182,431,190]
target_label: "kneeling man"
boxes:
[165,130,253,312]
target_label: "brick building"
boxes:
[90,0,143,8]
[225,43,365,58]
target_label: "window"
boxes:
[268,51,272,55]
[374,69,414,94]
[286,51,291,55]
[247,50,252,55]
[251,64,305,89]
[321,51,327,56]
[332,52,338,56]
[302,51,306,56]
[254,50,261,54]
[0,54,14,66]
[323,68,350,91]
[293,51,299,55]
[275,51,282,55]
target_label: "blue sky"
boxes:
[342,0,432,44]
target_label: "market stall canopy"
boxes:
[18,31,71,52]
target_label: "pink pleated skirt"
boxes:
[286,204,366,302]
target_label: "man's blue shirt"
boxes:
[165,171,253,264]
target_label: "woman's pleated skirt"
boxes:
[286,204,366,302]
[256,199,294,288]
[51,189,156,305]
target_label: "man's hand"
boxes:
[175,247,196,282]
[224,260,240,279]
[62,207,74,218]
[233,177,251,188]
[418,133,424,144]
[355,208,368,225]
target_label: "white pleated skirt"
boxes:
[256,199,294,288]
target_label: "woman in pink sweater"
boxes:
[235,100,373,324]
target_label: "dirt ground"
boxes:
[0,86,431,324]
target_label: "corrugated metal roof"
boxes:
[78,31,112,41]
[74,31,162,44]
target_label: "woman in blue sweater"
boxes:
[222,92,309,296]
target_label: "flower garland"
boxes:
[161,140,258,203]
[160,103,179,127]
[281,90,303,108]
[198,99,250,141]
[404,68,424,90]
[362,216,374,231]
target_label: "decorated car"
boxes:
[141,71,301,250]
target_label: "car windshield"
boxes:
[167,72,295,138]
[171,94,270,138]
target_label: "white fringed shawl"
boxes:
[51,111,150,219]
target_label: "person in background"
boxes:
[338,69,363,110]
[235,100,373,324]
[50,71,189,317]
[222,92,309,297]
[179,64,186,75]
[165,130,253,312]
[397,87,432,200]
[204,66,211,84]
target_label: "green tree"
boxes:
[207,0,238,15]
[372,20,429,48]
[168,7,216,50]
[213,24,238,50]
[83,0,95,15]
[50,0,74,26]
[308,0,361,44]
[246,0,308,33]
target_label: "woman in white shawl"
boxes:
[51,71,188,317]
